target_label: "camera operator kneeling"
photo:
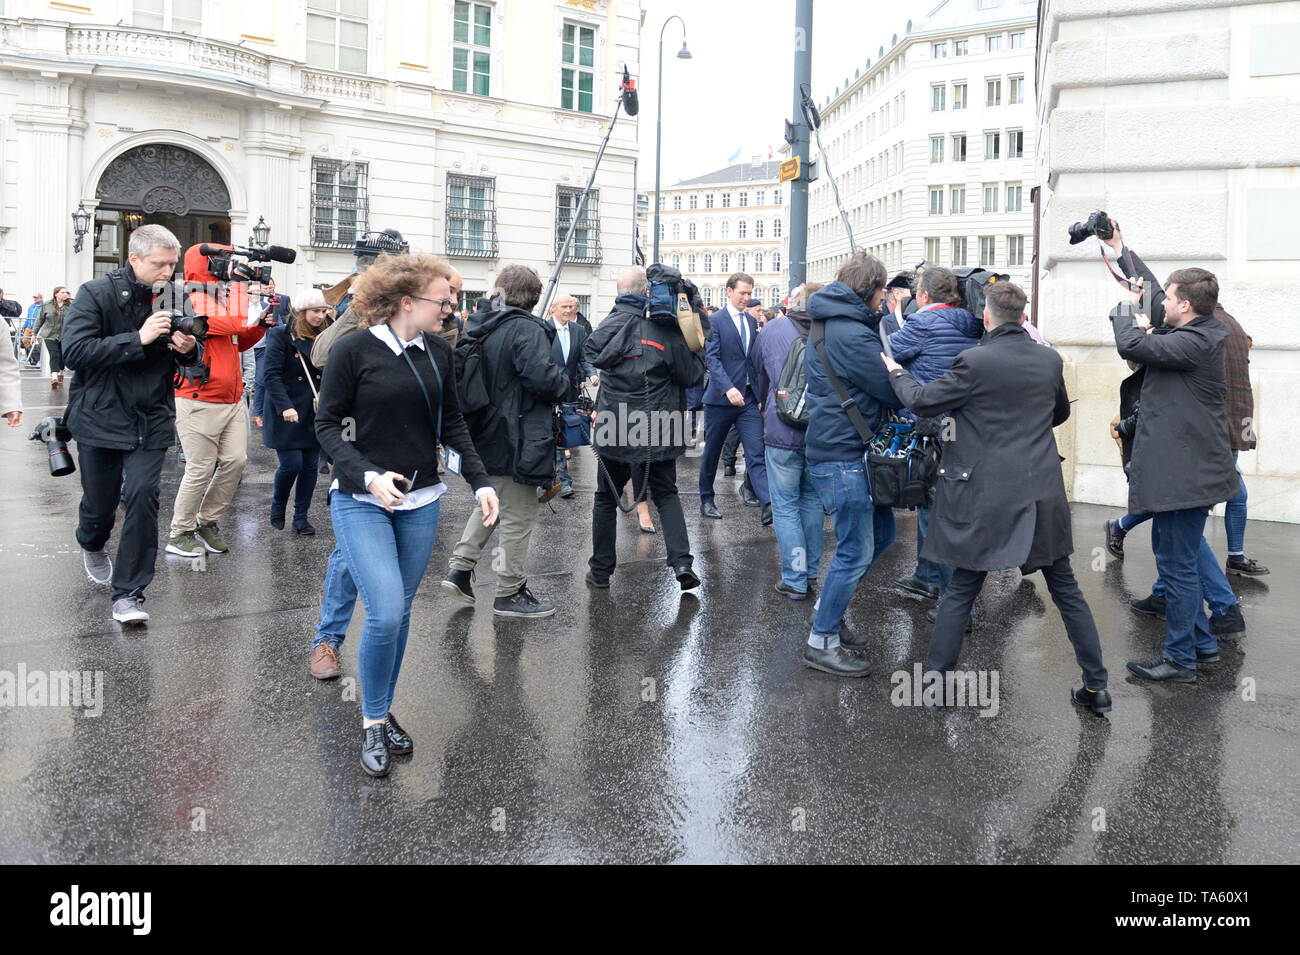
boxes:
[61,225,201,626]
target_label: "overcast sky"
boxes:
[635,0,943,188]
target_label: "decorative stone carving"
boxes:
[96,144,231,214]
[66,28,270,84]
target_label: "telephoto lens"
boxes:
[29,416,75,477]
[169,313,208,337]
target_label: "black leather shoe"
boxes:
[927,606,972,633]
[1071,686,1113,715]
[1209,602,1245,638]
[775,581,809,601]
[585,569,610,589]
[361,723,390,777]
[1196,649,1221,664]
[293,517,316,536]
[674,565,701,590]
[270,512,285,530]
[761,503,773,526]
[441,568,475,604]
[739,483,760,507]
[493,584,556,618]
[1104,519,1126,559]
[723,464,737,477]
[803,642,870,677]
[700,501,722,519]
[895,574,940,600]
[1126,655,1196,683]
[384,712,413,755]
[1130,594,1166,618]
[1226,555,1269,576]
[837,622,868,650]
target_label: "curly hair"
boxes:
[349,253,455,328]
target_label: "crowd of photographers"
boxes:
[2,216,1270,775]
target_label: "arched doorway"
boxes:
[92,144,233,278]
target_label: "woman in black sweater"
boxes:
[315,253,498,778]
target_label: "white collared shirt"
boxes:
[555,319,571,363]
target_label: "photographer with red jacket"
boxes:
[164,244,268,559]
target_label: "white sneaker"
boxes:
[83,548,112,585]
[112,597,149,626]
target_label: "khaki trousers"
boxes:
[449,474,539,597]
[170,397,248,536]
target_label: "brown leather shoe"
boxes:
[310,645,342,680]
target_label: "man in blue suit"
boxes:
[549,294,595,497]
[697,272,771,524]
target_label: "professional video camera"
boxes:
[1067,210,1115,245]
[29,415,74,476]
[913,260,1010,317]
[353,229,410,259]
[197,242,297,284]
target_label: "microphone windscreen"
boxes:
[623,88,639,116]
[264,245,298,264]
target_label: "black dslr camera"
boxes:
[30,416,75,477]
[1068,210,1115,245]
[160,311,209,338]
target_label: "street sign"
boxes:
[779,157,800,183]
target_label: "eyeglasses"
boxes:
[411,295,455,311]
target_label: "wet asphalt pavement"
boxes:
[1,367,1296,864]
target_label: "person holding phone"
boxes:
[315,253,498,778]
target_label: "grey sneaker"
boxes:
[112,596,149,626]
[194,521,229,554]
[83,548,112,585]
[165,531,205,558]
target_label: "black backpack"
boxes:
[775,334,810,429]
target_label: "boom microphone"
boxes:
[620,65,639,117]
[260,244,298,264]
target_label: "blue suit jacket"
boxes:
[548,318,593,402]
[703,305,759,406]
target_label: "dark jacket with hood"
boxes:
[803,281,903,464]
[62,264,202,451]
[583,293,706,463]
[753,309,811,451]
[459,303,569,485]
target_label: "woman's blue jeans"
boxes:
[330,493,441,720]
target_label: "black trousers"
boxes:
[722,425,741,467]
[46,338,63,373]
[590,455,692,578]
[928,555,1109,690]
[76,444,167,601]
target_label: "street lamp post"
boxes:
[250,216,270,247]
[653,16,691,266]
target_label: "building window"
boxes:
[671,222,681,240]
[951,236,967,266]
[703,253,712,272]
[931,84,946,111]
[925,237,941,262]
[687,253,697,272]
[755,219,765,238]
[307,0,369,74]
[985,130,1001,159]
[721,221,730,239]
[657,221,664,241]
[1009,76,1024,105]
[954,38,968,56]
[452,1,491,95]
[561,22,596,113]
[1005,182,1023,212]
[672,194,682,210]
[986,34,1003,53]
[686,193,697,210]
[754,252,764,272]
[688,221,697,240]
[703,287,714,307]
[773,217,783,238]
[983,183,999,213]
[556,186,600,263]
[930,135,945,163]
[986,77,1002,106]
[953,82,967,110]
[705,193,714,209]
[932,41,947,58]
[721,191,731,207]
[928,186,944,215]
[739,191,749,207]
[951,185,966,214]
[1008,129,1024,158]
[738,220,748,239]
[953,133,967,161]
[736,253,746,272]
[1008,234,1025,266]
[703,220,713,240]
[979,236,996,263]
[1010,31,1026,49]
[134,0,202,33]
[720,252,729,272]
[446,174,497,257]
[671,253,680,269]
[311,158,368,248]
[772,251,781,272]
[756,189,766,205]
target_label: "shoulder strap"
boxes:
[295,346,319,400]
[811,319,875,444]
[387,326,443,448]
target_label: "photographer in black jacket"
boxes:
[582,266,707,591]
[62,225,200,626]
